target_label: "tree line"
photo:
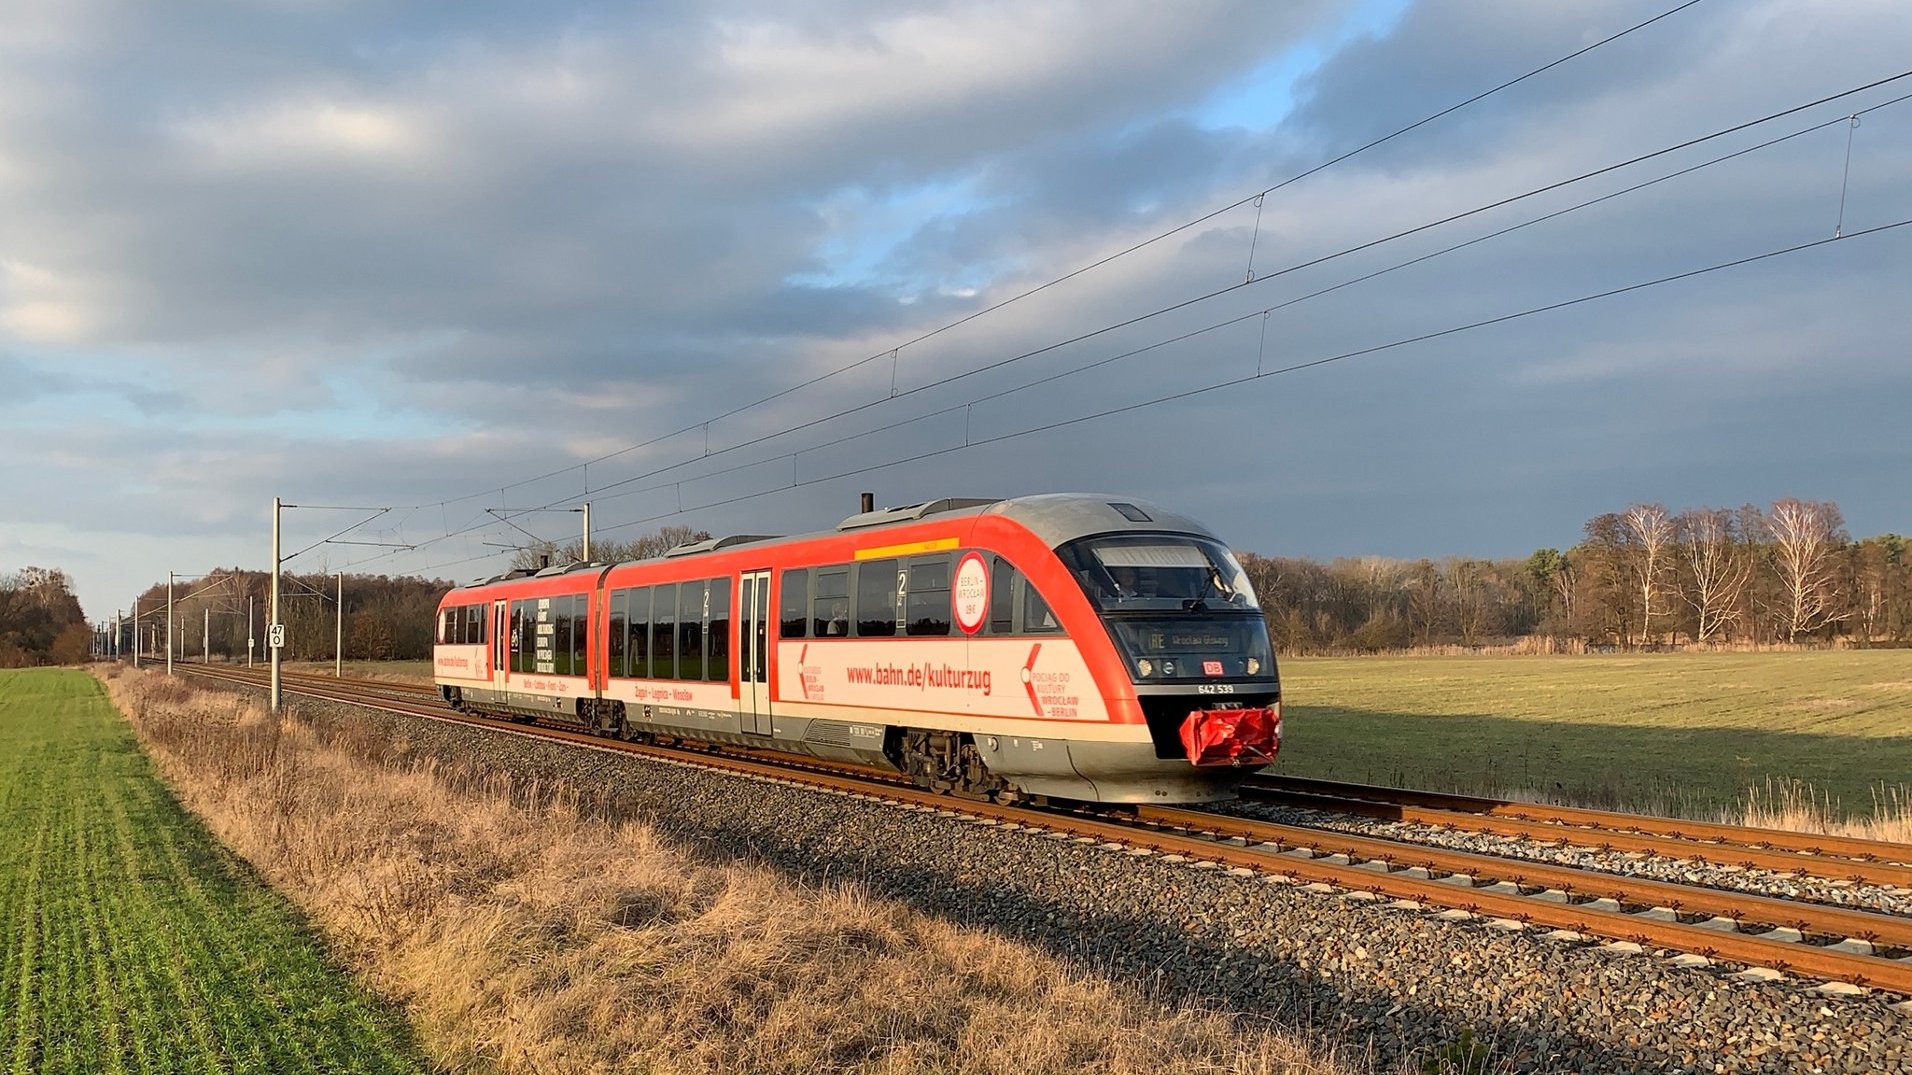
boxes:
[0,567,91,666]
[55,496,1910,665]
[1243,498,1909,654]
[124,569,451,663]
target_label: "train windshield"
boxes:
[1057,534,1260,612]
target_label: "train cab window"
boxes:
[439,609,454,645]
[989,559,1014,634]
[608,590,626,673]
[466,604,485,645]
[813,568,850,637]
[906,555,951,636]
[779,569,808,639]
[856,559,899,636]
[627,587,652,678]
[707,578,732,682]
[652,585,677,680]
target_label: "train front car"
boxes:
[955,494,1281,803]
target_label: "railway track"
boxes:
[171,662,1912,996]
[1241,776,1912,889]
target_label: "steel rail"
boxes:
[249,667,1912,872]
[1245,785,1912,888]
[170,663,1912,995]
[1133,805,1912,948]
[1248,774,1912,866]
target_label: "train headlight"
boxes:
[1136,658,1155,678]
[1246,657,1261,676]
[1162,660,1176,677]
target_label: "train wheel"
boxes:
[895,729,1014,802]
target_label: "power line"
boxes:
[342,68,1912,571]
[401,0,1713,515]
[398,217,1909,577]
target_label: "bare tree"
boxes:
[508,525,710,571]
[1768,498,1848,640]
[1405,560,1441,645]
[1673,507,1752,643]
[1621,503,1674,646]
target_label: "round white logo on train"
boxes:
[952,552,989,635]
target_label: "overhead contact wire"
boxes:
[394,0,1714,516]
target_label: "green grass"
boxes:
[1276,650,1912,818]
[0,669,431,1074]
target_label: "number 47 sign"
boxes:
[268,624,287,649]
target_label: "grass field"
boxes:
[0,668,429,1074]
[1276,650,1912,820]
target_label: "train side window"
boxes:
[607,589,626,676]
[652,584,677,680]
[855,559,898,636]
[906,555,951,636]
[466,605,484,646]
[678,582,706,681]
[628,587,651,678]
[572,593,589,675]
[779,569,808,639]
[1022,579,1061,635]
[553,599,573,675]
[989,559,1015,634]
[707,578,731,683]
[813,567,850,637]
[511,600,531,673]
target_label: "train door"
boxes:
[492,599,508,684]
[740,570,773,735]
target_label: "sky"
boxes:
[2,0,1908,622]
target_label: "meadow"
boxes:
[97,667,1345,1075]
[1276,650,1912,821]
[0,668,427,1074]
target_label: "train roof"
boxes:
[450,492,1219,592]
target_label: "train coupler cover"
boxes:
[1179,705,1280,766]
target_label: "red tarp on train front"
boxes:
[1180,706,1279,766]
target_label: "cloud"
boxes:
[0,0,1907,620]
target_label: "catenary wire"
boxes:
[393,0,1714,515]
[505,100,1893,519]
[392,217,1909,576]
[335,69,1912,570]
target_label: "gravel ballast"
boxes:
[232,688,1912,1074]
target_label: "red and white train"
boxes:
[432,493,1280,803]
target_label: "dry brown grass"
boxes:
[1734,778,1912,844]
[96,667,1359,1075]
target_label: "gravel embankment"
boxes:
[1224,802,1912,917]
[237,688,1912,1075]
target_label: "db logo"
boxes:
[1202,660,1224,677]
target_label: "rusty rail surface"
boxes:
[1246,774,1912,869]
[171,663,1912,995]
[1242,785,1912,888]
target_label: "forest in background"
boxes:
[0,568,91,667]
[1248,499,1908,654]
[8,496,1903,666]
